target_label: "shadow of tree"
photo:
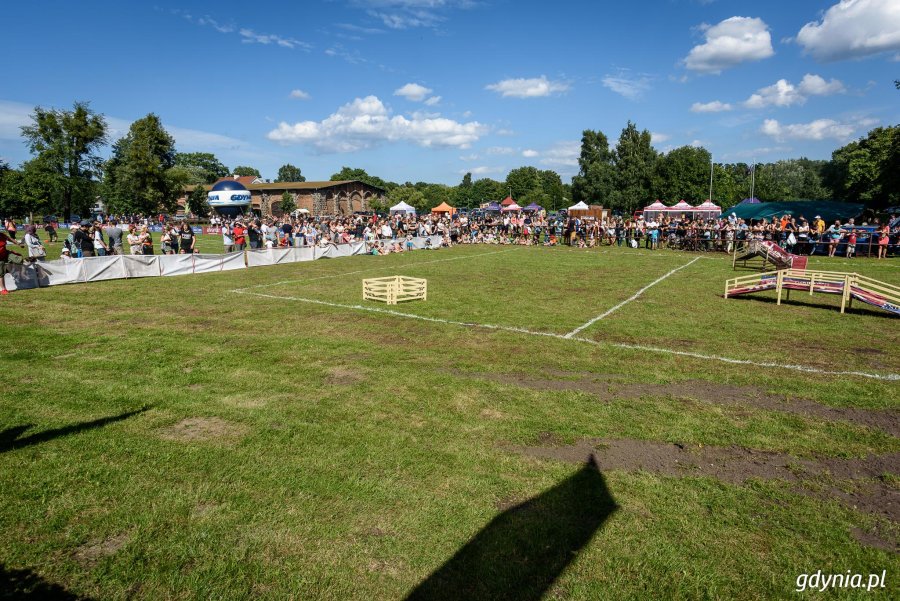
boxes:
[0,563,91,600]
[0,407,149,454]
[406,455,617,601]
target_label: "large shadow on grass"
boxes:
[0,407,149,454]
[0,563,91,600]
[405,456,617,601]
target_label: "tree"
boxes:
[232,165,261,178]
[174,152,229,184]
[279,191,297,215]
[610,121,657,214]
[185,185,210,217]
[103,113,178,214]
[19,101,107,220]
[388,184,427,211]
[538,169,565,210]
[505,166,541,202]
[572,129,615,205]
[276,164,305,183]
[470,178,506,205]
[454,172,474,207]
[824,125,898,209]
[653,145,711,202]
[330,166,387,189]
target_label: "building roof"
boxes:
[213,175,261,187]
[185,179,385,193]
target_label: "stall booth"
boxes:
[501,202,522,213]
[642,200,668,221]
[568,201,608,220]
[694,200,722,221]
[431,202,457,216]
[523,202,543,212]
[390,201,417,215]
[669,200,696,219]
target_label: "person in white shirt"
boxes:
[380,222,392,239]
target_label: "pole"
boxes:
[750,161,756,201]
[708,156,714,204]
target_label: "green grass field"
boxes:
[1,243,898,599]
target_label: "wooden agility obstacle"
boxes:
[725,269,900,315]
[363,276,427,305]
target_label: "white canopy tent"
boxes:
[567,201,589,211]
[389,201,417,214]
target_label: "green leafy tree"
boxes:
[19,101,107,220]
[103,114,177,214]
[388,184,427,212]
[505,166,541,202]
[572,129,615,205]
[279,191,297,215]
[276,164,305,183]
[174,152,229,184]
[232,166,261,178]
[653,145,711,203]
[454,172,474,207]
[610,121,657,214]
[330,166,387,189]
[470,178,506,205]
[538,169,565,210]
[824,125,898,208]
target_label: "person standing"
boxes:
[877,223,889,259]
[222,221,234,253]
[5,218,17,241]
[139,225,153,255]
[0,229,25,295]
[44,220,58,243]
[93,222,109,256]
[233,219,247,251]
[24,225,46,261]
[74,222,95,257]
[106,219,123,255]
[178,222,196,254]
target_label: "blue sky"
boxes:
[1,0,898,185]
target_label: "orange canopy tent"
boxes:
[431,202,457,214]
[500,195,516,206]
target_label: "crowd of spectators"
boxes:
[4,208,899,263]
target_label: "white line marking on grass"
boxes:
[236,290,900,382]
[563,257,702,338]
[231,248,519,293]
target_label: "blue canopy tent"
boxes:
[726,201,864,224]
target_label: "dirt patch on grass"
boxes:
[453,370,900,437]
[506,437,900,527]
[850,526,897,553]
[74,531,131,566]
[220,395,266,409]
[480,407,506,420]
[158,417,247,444]
[325,365,365,386]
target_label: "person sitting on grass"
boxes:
[0,229,25,295]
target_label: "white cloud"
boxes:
[172,10,310,51]
[760,117,869,141]
[496,128,515,136]
[424,96,441,106]
[394,83,433,102]
[522,149,539,158]
[690,139,706,148]
[744,74,845,108]
[539,141,581,169]
[266,95,487,152]
[458,153,479,161]
[462,166,504,175]
[797,73,846,96]
[485,76,570,98]
[352,0,475,30]
[486,146,515,155]
[691,100,733,113]
[601,71,652,100]
[289,89,311,100]
[684,16,774,74]
[797,0,900,61]
[650,132,670,143]
[0,99,33,140]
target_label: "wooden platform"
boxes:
[363,276,427,305]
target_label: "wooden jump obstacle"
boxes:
[363,276,427,305]
[725,269,900,315]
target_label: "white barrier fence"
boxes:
[4,236,443,291]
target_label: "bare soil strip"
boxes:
[458,370,900,437]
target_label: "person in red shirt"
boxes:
[232,219,247,251]
[0,230,25,295]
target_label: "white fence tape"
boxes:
[3,236,443,291]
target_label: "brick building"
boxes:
[181,177,386,217]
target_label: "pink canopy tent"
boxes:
[642,200,668,220]
[670,200,695,216]
[501,202,522,212]
[694,200,722,219]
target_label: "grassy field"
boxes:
[1,243,898,599]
